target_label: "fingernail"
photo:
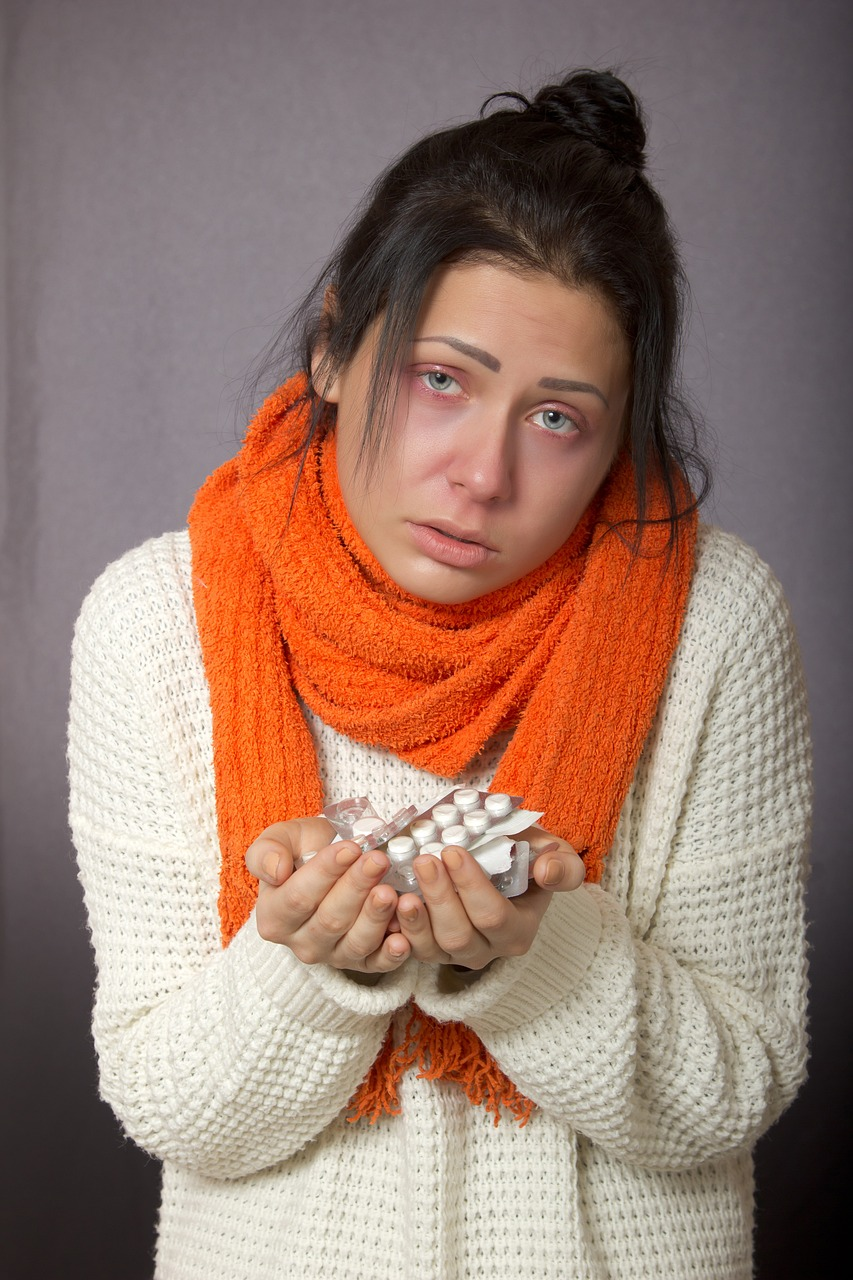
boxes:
[543,858,563,887]
[416,856,438,883]
[399,904,419,923]
[365,853,386,877]
[261,852,282,883]
[442,846,462,872]
[335,842,361,868]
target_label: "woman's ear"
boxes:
[311,355,340,404]
[310,286,341,403]
[310,350,341,404]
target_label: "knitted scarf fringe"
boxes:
[348,1004,534,1127]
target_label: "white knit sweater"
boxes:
[69,524,811,1280]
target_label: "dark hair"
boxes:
[246,68,710,540]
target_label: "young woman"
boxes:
[68,70,811,1279]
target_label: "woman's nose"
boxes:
[445,410,513,503]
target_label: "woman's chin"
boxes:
[384,556,499,605]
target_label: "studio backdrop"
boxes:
[2,1,851,1276]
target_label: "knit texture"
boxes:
[69,524,811,1280]
[187,375,696,1121]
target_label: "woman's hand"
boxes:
[245,819,411,973]
[395,832,585,969]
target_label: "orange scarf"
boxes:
[189,374,696,1124]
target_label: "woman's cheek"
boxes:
[398,404,468,473]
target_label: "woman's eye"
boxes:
[531,408,578,436]
[420,370,460,394]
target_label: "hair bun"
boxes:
[530,69,647,171]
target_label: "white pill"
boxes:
[463,809,490,836]
[352,816,385,839]
[410,818,439,847]
[453,788,481,813]
[432,804,460,829]
[386,836,416,863]
[440,825,471,848]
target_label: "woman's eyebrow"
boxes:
[538,377,609,408]
[414,338,610,408]
[415,336,501,372]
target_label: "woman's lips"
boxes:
[407,521,496,569]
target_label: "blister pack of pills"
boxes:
[320,789,545,898]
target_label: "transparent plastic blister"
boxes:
[320,789,545,898]
[322,796,419,850]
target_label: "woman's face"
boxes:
[324,261,631,604]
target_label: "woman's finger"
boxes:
[258,845,394,957]
[245,816,337,884]
[247,834,294,886]
[529,847,586,891]
[307,849,391,934]
[516,825,586,892]
[411,852,489,965]
[255,841,361,942]
[365,931,413,973]
[273,843,385,938]
[441,846,541,948]
[395,890,448,963]
[330,884,407,968]
[441,845,562,963]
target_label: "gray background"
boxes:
[2,0,850,1275]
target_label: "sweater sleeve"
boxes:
[413,531,812,1171]
[69,538,416,1180]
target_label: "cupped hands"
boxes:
[245,818,584,974]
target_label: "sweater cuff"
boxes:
[233,911,417,1033]
[413,886,603,1033]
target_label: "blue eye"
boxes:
[422,370,459,393]
[531,408,578,435]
